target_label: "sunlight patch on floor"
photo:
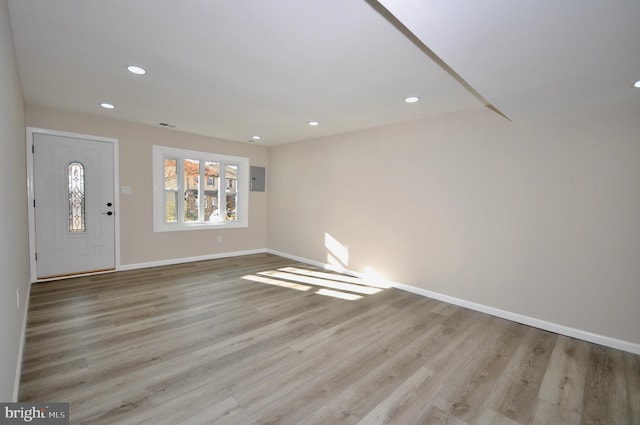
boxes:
[257,270,381,295]
[316,288,362,301]
[241,263,387,301]
[279,267,392,289]
[242,274,311,291]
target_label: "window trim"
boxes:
[152,145,249,232]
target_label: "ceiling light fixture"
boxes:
[404,96,420,103]
[308,121,319,126]
[100,102,115,109]
[127,65,146,75]
[634,80,640,88]
[251,135,261,141]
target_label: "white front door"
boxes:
[33,132,116,279]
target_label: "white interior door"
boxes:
[33,132,116,278]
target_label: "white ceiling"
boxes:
[7,0,640,145]
[376,0,640,122]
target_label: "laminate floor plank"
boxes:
[220,305,414,422]
[431,319,528,423]
[624,352,640,424]
[415,405,468,425]
[536,335,590,417]
[528,398,582,425]
[581,345,630,425]
[484,327,557,424]
[244,304,445,425]
[68,311,323,420]
[295,310,492,425]
[19,253,639,425]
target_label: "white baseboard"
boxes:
[118,248,268,272]
[267,249,640,355]
[13,281,32,402]
[393,282,640,355]
[28,248,640,356]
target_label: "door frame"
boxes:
[26,127,121,282]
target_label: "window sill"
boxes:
[154,221,248,232]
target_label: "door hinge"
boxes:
[32,144,34,154]
[35,252,38,261]
[33,199,36,208]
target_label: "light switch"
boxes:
[121,185,132,194]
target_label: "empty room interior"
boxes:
[1,0,639,424]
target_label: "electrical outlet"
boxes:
[217,235,223,243]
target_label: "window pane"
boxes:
[225,165,238,221]
[164,159,177,190]
[204,161,220,221]
[164,159,177,222]
[153,145,249,232]
[184,159,199,222]
[164,191,177,222]
[68,162,86,232]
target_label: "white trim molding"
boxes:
[119,249,267,272]
[267,249,640,355]
[13,281,32,401]
[392,283,640,355]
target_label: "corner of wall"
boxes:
[1,0,30,401]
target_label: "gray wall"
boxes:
[268,101,640,346]
[0,0,29,401]
[25,105,269,268]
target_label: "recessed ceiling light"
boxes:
[634,80,640,88]
[308,121,319,126]
[127,65,146,75]
[100,102,115,109]
[404,96,420,103]
[251,135,261,140]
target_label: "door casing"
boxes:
[26,127,120,282]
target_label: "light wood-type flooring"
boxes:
[20,253,640,424]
